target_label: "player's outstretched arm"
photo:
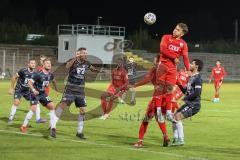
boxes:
[134,68,154,88]
[89,65,103,73]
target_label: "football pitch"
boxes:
[0,81,239,160]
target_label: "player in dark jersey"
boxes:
[172,59,203,146]
[55,47,102,139]
[8,59,46,124]
[125,56,137,105]
[20,58,59,138]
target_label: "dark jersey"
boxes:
[179,73,202,104]
[67,59,91,85]
[126,62,137,77]
[15,68,35,90]
[31,71,54,93]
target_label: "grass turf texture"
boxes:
[0,81,240,160]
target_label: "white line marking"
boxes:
[0,129,208,160]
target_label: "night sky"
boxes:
[1,0,240,41]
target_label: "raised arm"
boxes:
[134,69,154,88]
[66,58,77,69]
[182,43,190,71]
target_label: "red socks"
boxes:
[139,122,149,140]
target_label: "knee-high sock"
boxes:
[23,110,34,127]
[157,121,167,135]
[139,122,149,140]
[101,96,107,114]
[172,122,178,139]
[55,107,63,118]
[49,110,57,129]
[35,104,41,121]
[77,114,85,134]
[131,89,136,102]
[121,92,126,101]
[9,105,18,120]
[176,121,184,140]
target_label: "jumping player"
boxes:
[209,60,226,103]
[156,23,190,122]
[133,55,170,148]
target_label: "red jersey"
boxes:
[177,69,189,87]
[111,66,128,89]
[210,66,226,80]
[134,67,163,96]
[160,34,190,70]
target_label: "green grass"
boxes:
[0,81,240,160]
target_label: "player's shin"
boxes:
[176,121,184,141]
[35,104,41,121]
[77,113,85,134]
[9,104,18,121]
[22,110,34,127]
[49,110,57,129]
[139,121,148,140]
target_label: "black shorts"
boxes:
[177,103,201,118]
[30,92,52,106]
[128,76,136,85]
[61,85,86,107]
[14,88,30,101]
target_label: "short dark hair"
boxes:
[177,22,188,34]
[129,56,134,59]
[216,60,221,63]
[77,47,86,51]
[193,59,203,72]
[28,58,36,62]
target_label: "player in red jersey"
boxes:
[209,60,226,103]
[172,68,189,111]
[133,55,170,148]
[156,23,190,122]
[100,58,128,120]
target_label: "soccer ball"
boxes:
[144,12,156,25]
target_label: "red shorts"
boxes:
[107,84,125,97]
[145,96,166,118]
[157,63,177,86]
[173,87,184,101]
[214,79,223,88]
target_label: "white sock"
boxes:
[55,107,63,118]
[156,107,164,123]
[23,110,34,127]
[9,105,18,120]
[35,104,41,121]
[172,122,178,139]
[121,92,126,101]
[55,107,63,123]
[49,110,57,129]
[166,110,172,115]
[131,90,136,102]
[77,114,85,134]
[176,121,184,141]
